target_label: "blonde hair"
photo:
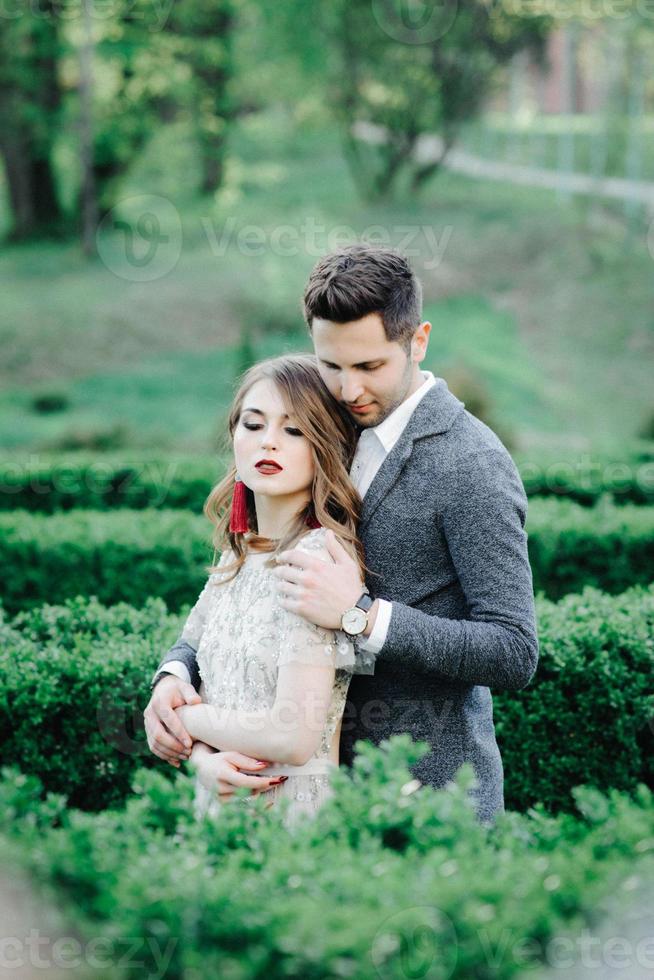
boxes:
[203,353,364,581]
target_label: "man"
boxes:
[144,245,538,823]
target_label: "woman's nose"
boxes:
[260,430,278,451]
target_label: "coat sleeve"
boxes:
[377,449,539,691]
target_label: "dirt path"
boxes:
[354,123,654,211]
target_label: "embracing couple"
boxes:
[144,245,539,829]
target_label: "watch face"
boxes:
[342,607,367,635]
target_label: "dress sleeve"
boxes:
[275,529,375,675]
[178,574,217,649]
[177,549,231,649]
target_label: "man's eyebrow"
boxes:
[320,358,385,369]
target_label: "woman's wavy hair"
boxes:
[204,353,364,582]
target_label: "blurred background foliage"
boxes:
[0,0,652,455]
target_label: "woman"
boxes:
[171,354,375,827]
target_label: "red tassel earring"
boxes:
[305,508,321,529]
[229,476,249,533]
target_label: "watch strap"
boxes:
[151,670,174,691]
[355,593,374,613]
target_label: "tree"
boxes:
[255,0,549,200]
[0,0,238,243]
[0,4,66,239]
[162,0,237,194]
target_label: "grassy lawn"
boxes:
[1,110,652,453]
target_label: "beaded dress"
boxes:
[177,527,375,828]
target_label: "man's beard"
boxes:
[350,360,415,429]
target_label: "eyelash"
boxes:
[243,422,304,437]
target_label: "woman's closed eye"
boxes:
[242,421,303,437]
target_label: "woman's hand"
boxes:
[191,745,287,803]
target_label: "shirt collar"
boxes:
[367,371,436,454]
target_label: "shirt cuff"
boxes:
[151,660,191,687]
[356,599,392,655]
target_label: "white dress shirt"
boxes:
[350,370,436,654]
[156,371,437,684]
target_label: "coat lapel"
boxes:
[359,378,465,531]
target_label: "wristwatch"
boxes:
[341,592,374,637]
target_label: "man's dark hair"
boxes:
[303,245,423,349]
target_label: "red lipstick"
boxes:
[255,459,283,474]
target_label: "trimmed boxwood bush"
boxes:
[0,508,213,614]
[2,497,653,615]
[0,597,181,809]
[1,739,653,980]
[1,445,652,514]
[496,583,654,812]
[526,495,654,599]
[0,454,222,514]
[516,443,654,506]
[1,585,652,814]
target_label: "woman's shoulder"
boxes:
[208,546,237,580]
[294,526,335,561]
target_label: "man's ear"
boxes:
[412,321,431,363]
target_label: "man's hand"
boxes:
[191,746,287,803]
[144,674,202,767]
[273,529,365,629]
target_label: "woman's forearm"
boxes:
[189,740,215,767]
[175,702,319,766]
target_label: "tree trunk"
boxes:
[200,140,226,195]
[79,0,98,256]
[0,3,65,240]
[0,133,63,240]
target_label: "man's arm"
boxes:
[376,450,538,691]
[151,640,198,690]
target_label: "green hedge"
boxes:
[1,445,652,513]
[1,497,653,614]
[515,442,654,507]
[1,585,652,814]
[0,454,222,514]
[526,496,654,600]
[496,583,654,812]
[0,596,181,810]
[1,739,653,979]
[0,508,213,614]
